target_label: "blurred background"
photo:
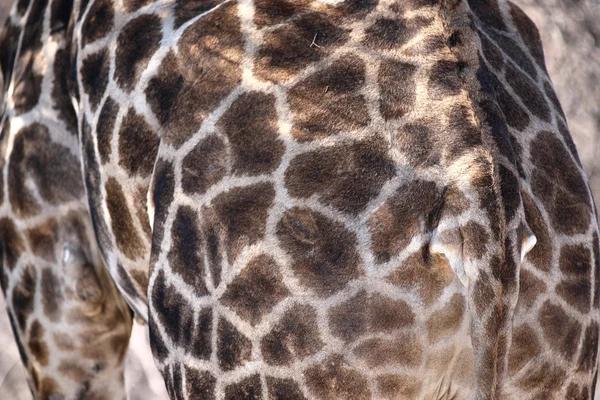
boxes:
[0,0,599,399]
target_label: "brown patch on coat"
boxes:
[370,180,441,263]
[378,59,417,120]
[9,124,84,217]
[267,377,307,400]
[217,317,252,371]
[354,334,423,367]
[426,294,466,343]
[255,12,349,83]
[26,219,58,262]
[209,183,275,264]
[118,108,160,177]
[386,251,456,305]
[377,374,421,399]
[305,355,371,399]
[261,304,324,365]
[277,207,363,296]
[114,13,162,91]
[222,255,289,326]
[224,374,262,400]
[508,324,540,374]
[181,135,228,195]
[105,177,145,260]
[288,54,369,140]
[168,206,209,296]
[285,138,395,215]
[146,3,243,147]
[12,263,37,330]
[329,291,414,343]
[217,91,284,175]
[530,131,591,234]
[28,320,49,366]
[538,301,582,361]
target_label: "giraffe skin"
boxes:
[0,0,598,399]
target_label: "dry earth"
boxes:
[0,1,598,399]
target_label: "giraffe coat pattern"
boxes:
[0,0,598,399]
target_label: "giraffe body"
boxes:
[0,0,598,399]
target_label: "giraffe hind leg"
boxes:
[0,0,134,397]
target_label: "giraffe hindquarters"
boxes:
[0,205,135,400]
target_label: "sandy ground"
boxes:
[0,0,599,399]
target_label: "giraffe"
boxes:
[0,0,598,399]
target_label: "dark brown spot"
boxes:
[26,220,58,262]
[505,63,549,121]
[517,268,546,310]
[218,317,252,371]
[168,206,208,296]
[123,0,153,12]
[428,60,463,98]
[364,17,431,50]
[255,12,349,83]
[508,324,541,374]
[354,335,422,368]
[377,374,421,399]
[185,366,216,400]
[81,48,110,110]
[277,207,363,296]
[0,22,21,93]
[28,320,49,366]
[95,97,117,165]
[12,264,36,330]
[538,301,582,361]
[118,109,160,177]
[577,322,599,373]
[41,268,63,321]
[496,83,531,131]
[480,35,504,72]
[253,0,312,27]
[530,131,591,234]
[468,0,507,31]
[378,59,417,120]
[370,180,441,263]
[151,270,206,352]
[9,124,83,217]
[556,278,591,313]
[210,183,275,264]
[305,355,371,399]
[288,55,369,140]
[174,0,225,29]
[225,374,262,400]
[515,361,566,396]
[261,304,323,365]
[81,0,114,45]
[426,294,466,343]
[386,251,456,305]
[217,91,284,175]
[285,138,395,215]
[181,135,228,195]
[396,121,440,167]
[329,291,414,343]
[105,177,145,260]
[51,49,77,134]
[508,2,547,71]
[115,14,162,91]
[222,255,289,326]
[267,377,307,400]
